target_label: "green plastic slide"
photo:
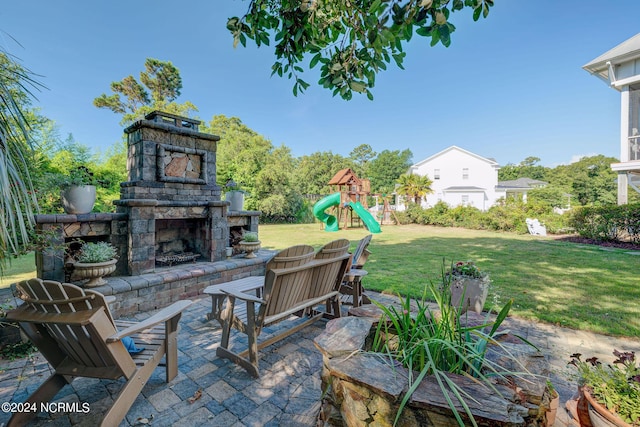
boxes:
[313,192,382,233]
[349,201,382,233]
[313,192,341,232]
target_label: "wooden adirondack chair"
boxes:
[5,278,192,427]
[340,234,373,307]
[216,251,350,377]
[350,234,372,270]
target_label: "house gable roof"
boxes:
[496,177,548,189]
[583,33,640,81]
[409,146,499,172]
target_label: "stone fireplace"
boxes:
[115,111,228,275]
[34,111,265,317]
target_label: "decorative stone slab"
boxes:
[410,372,530,426]
[328,353,407,401]
[485,342,548,405]
[314,317,374,358]
[347,303,385,319]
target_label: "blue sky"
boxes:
[2,1,639,167]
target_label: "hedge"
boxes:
[569,203,640,243]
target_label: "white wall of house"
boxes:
[405,146,500,211]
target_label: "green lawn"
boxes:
[3,224,639,338]
[0,253,36,289]
[258,224,640,338]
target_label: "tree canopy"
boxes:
[396,172,433,204]
[367,148,413,194]
[93,58,196,125]
[227,0,494,99]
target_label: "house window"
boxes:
[461,195,469,204]
[434,169,440,180]
[462,168,469,180]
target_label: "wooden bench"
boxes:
[216,252,351,377]
[204,245,317,324]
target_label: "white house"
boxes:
[583,33,640,204]
[405,146,500,211]
[400,146,547,211]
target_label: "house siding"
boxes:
[407,146,500,211]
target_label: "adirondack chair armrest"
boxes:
[107,300,193,342]
[6,304,102,325]
[221,288,265,304]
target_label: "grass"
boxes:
[0,252,36,289]
[3,224,639,338]
[258,224,640,338]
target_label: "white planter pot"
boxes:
[226,191,245,211]
[61,185,96,214]
[449,276,490,314]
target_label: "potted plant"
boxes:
[545,380,560,427]
[237,231,260,258]
[59,166,98,214]
[569,350,640,426]
[224,179,245,212]
[72,241,118,287]
[445,260,490,314]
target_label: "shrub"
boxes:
[569,203,640,242]
[242,231,259,242]
[395,198,571,234]
[76,241,117,263]
[448,205,484,229]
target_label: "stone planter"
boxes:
[61,185,96,214]
[315,316,551,427]
[450,276,490,314]
[226,191,245,212]
[237,240,261,259]
[73,258,117,287]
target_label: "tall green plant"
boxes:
[371,262,536,426]
[0,48,43,274]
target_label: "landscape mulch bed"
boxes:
[553,235,640,251]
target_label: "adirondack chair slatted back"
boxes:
[314,239,350,260]
[351,234,372,269]
[15,279,133,379]
[265,244,315,270]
